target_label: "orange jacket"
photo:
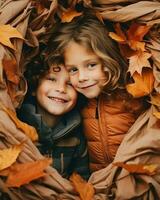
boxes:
[81,90,146,172]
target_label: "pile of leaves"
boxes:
[0,0,160,200]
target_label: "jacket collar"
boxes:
[19,103,81,144]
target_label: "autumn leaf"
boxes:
[70,172,95,200]
[126,69,155,98]
[109,23,151,57]
[0,103,38,141]
[61,8,82,23]
[113,162,157,176]
[153,112,160,119]
[128,51,151,76]
[0,144,23,171]
[150,93,160,107]
[109,23,126,44]
[6,158,52,187]
[0,25,24,50]
[2,57,20,85]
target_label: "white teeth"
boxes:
[48,97,67,103]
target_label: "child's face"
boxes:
[36,64,77,116]
[64,41,107,99]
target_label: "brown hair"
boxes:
[48,13,127,91]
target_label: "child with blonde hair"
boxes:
[48,13,148,172]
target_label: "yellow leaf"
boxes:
[108,32,126,43]
[128,51,151,76]
[61,9,82,23]
[0,25,23,50]
[70,172,95,200]
[153,112,160,119]
[0,103,38,141]
[0,144,23,171]
[6,158,52,187]
[113,162,157,175]
[126,69,155,98]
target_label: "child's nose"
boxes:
[56,83,66,93]
[78,70,88,82]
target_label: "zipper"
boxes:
[97,95,112,163]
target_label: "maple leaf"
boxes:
[128,51,151,76]
[0,25,23,50]
[0,103,38,141]
[0,144,23,171]
[113,162,157,176]
[6,158,52,187]
[126,69,155,98]
[2,57,20,85]
[61,8,82,23]
[70,172,95,200]
[109,23,151,57]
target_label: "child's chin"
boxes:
[84,92,100,99]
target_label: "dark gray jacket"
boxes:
[17,102,90,180]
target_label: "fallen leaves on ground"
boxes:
[0,144,23,171]
[61,8,82,23]
[128,51,151,76]
[113,162,157,176]
[126,68,154,98]
[70,172,95,200]
[6,158,52,187]
[2,57,20,85]
[0,25,23,50]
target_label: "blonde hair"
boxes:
[49,13,127,91]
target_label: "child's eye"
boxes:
[68,67,78,75]
[87,63,97,69]
[47,77,56,82]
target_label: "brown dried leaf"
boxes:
[61,8,82,23]
[2,57,20,85]
[128,51,151,76]
[70,172,95,200]
[126,69,155,98]
[0,25,23,50]
[113,162,157,175]
[6,158,52,187]
[0,144,23,171]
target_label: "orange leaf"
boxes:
[6,158,52,187]
[0,144,23,171]
[128,51,151,76]
[109,32,126,43]
[153,112,160,119]
[0,25,23,50]
[113,162,157,175]
[61,8,82,23]
[126,69,155,98]
[127,23,151,42]
[70,172,94,200]
[2,57,20,85]
[0,103,38,141]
